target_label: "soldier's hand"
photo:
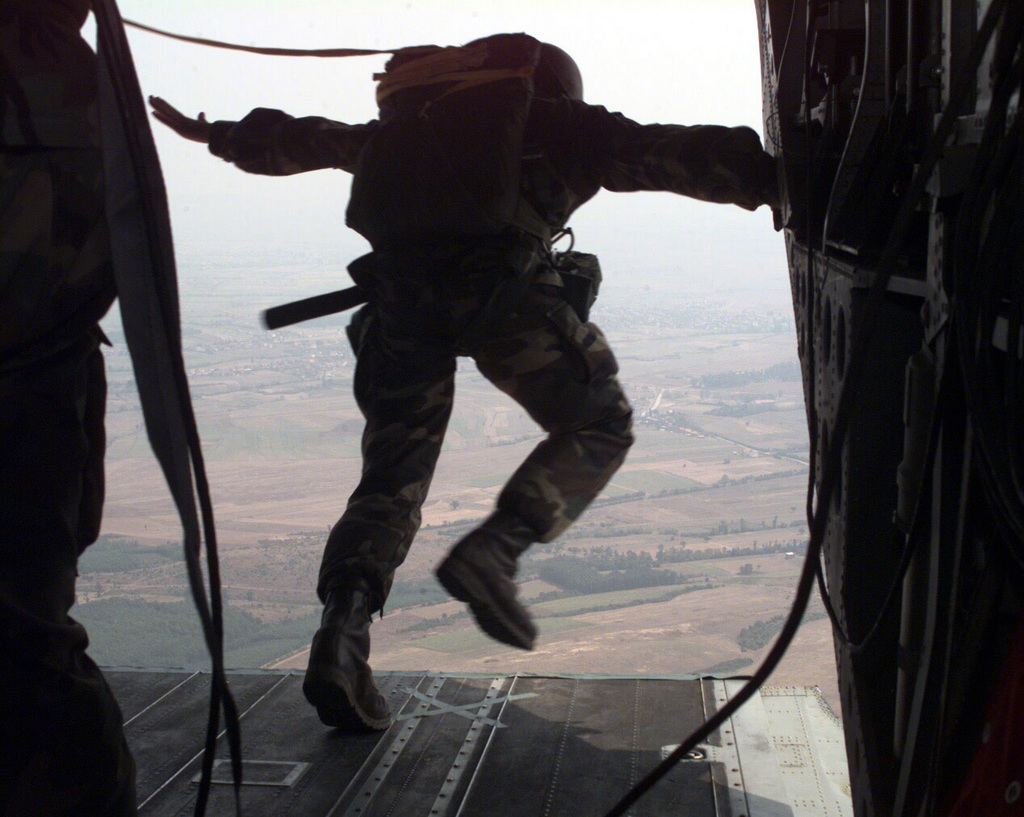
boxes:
[148,96,212,143]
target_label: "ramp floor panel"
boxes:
[105,670,850,817]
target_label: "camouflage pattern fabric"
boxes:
[0,0,99,148]
[317,237,633,610]
[0,9,130,803]
[0,597,136,817]
[0,146,114,365]
[0,146,132,814]
[0,0,112,365]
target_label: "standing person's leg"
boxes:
[437,283,633,649]
[0,338,135,817]
[0,145,132,815]
[305,306,456,730]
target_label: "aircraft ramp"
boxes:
[109,670,851,816]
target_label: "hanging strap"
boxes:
[123,18,397,58]
[94,3,242,814]
[123,19,536,112]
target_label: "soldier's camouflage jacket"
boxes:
[0,0,114,363]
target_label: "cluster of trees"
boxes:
[737,607,828,652]
[655,540,807,565]
[78,536,179,575]
[569,546,661,570]
[714,468,806,488]
[532,554,688,594]
[696,361,802,389]
[737,614,787,651]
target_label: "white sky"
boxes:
[113,0,788,299]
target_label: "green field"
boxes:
[608,470,703,494]
[532,585,696,616]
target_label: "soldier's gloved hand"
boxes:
[759,151,782,212]
[148,96,212,143]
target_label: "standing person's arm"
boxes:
[149,96,377,175]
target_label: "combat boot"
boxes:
[302,580,391,731]
[435,510,538,650]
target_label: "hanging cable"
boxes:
[603,0,1011,813]
[93,4,244,814]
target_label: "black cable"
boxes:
[810,0,1011,641]
[814,511,918,653]
[602,2,819,811]
[953,16,1024,571]
[601,2,1010,813]
[93,3,245,813]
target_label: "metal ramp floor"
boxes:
[108,670,851,816]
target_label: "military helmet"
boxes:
[535,42,583,100]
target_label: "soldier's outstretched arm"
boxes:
[602,121,778,212]
[149,96,377,177]
[602,120,780,211]
[537,98,779,212]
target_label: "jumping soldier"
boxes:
[150,32,778,732]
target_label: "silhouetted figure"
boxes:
[0,2,136,813]
[151,33,778,732]
[1,2,240,813]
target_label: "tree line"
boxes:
[696,361,802,389]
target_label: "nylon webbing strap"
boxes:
[262,285,369,329]
[95,3,242,815]
[124,18,399,58]
[124,19,536,110]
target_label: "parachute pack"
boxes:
[345,33,548,247]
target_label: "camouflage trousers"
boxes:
[0,147,134,815]
[317,238,634,609]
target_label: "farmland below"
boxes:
[85,254,839,714]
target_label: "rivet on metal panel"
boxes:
[1006,781,1021,804]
